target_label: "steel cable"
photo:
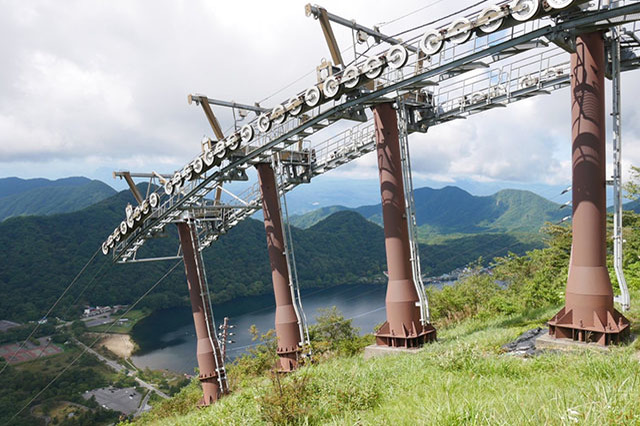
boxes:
[5,259,183,425]
[0,248,101,377]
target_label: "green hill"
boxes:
[290,186,564,241]
[0,177,116,221]
[287,205,350,229]
[0,187,539,322]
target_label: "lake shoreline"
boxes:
[129,283,390,374]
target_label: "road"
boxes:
[136,391,153,417]
[72,337,170,400]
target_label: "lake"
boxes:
[131,283,389,374]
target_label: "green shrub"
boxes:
[309,306,372,356]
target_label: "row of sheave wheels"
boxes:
[167,1,578,193]
[102,192,160,255]
[163,127,248,197]
[239,0,578,143]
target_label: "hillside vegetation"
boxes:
[131,215,640,425]
[0,187,538,322]
[0,177,115,221]
[290,186,565,242]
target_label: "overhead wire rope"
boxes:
[377,0,449,28]
[16,237,177,366]
[31,258,114,362]
[0,248,101,376]
[389,0,490,39]
[257,0,452,104]
[6,259,184,424]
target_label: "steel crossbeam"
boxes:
[108,2,640,263]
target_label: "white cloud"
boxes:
[0,0,639,193]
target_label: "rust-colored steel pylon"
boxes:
[256,162,302,371]
[373,103,436,348]
[548,32,630,346]
[176,220,227,406]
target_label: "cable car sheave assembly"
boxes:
[99,1,640,406]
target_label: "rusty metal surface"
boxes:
[373,103,436,348]
[256,163,302,371]
[548,32,629,346]
[176,222,226,405]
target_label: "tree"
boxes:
[623,165,640,200]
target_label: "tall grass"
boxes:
[131,302,640,426]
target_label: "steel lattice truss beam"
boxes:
[102,1,640,263]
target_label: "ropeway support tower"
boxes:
[101,0,640,403]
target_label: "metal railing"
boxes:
[109,2,640,263]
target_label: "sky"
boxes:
[1,0,640,210]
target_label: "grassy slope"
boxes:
[133,298,640,425]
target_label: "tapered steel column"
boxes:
[256,162,301,371]
[548,32,629,345]
[176,221,226,406]
[373,103,436,348]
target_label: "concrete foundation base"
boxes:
[536,331,611,352]
[363,344,423,360]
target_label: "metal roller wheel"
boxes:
[171,173,183,194]
[214,140,227,159]
[386,45,408,70]
[546,0,573,9]
[420,29,444,56]
[447,18,472,45]
[272,104,287,125]
[288,96,303,116]
[304,86,322,107]
[107,235,115,249]
[510,0,540,21]
[226,133,241,151]
[102,241,109,255]
[182,165,193,181]
[257,113,272,133]
[364,56,385,79]
[149,192,159,208]
[126,214,135,229]
[120,221,128,236]
[471,92,486,103]
[477,6,504,33]
[489,85,506,98]
[323,75,340,98]
[114,229,121,242]
[240,124,254,143]
[142,199,150,215]
[192,156,204,175]
[133,206,142,221]
[202,149,215,167]
[341,66,360,89]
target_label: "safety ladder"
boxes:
[186,213,229,394]
[611,27,630,311]
[272,156,312,356]
[397,100,431,325]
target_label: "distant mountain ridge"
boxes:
[0,177,116,221]
[290,186,565,239]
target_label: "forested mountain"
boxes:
[0,187,538,322]
[0,177,115,221]
[290,186,565,240]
